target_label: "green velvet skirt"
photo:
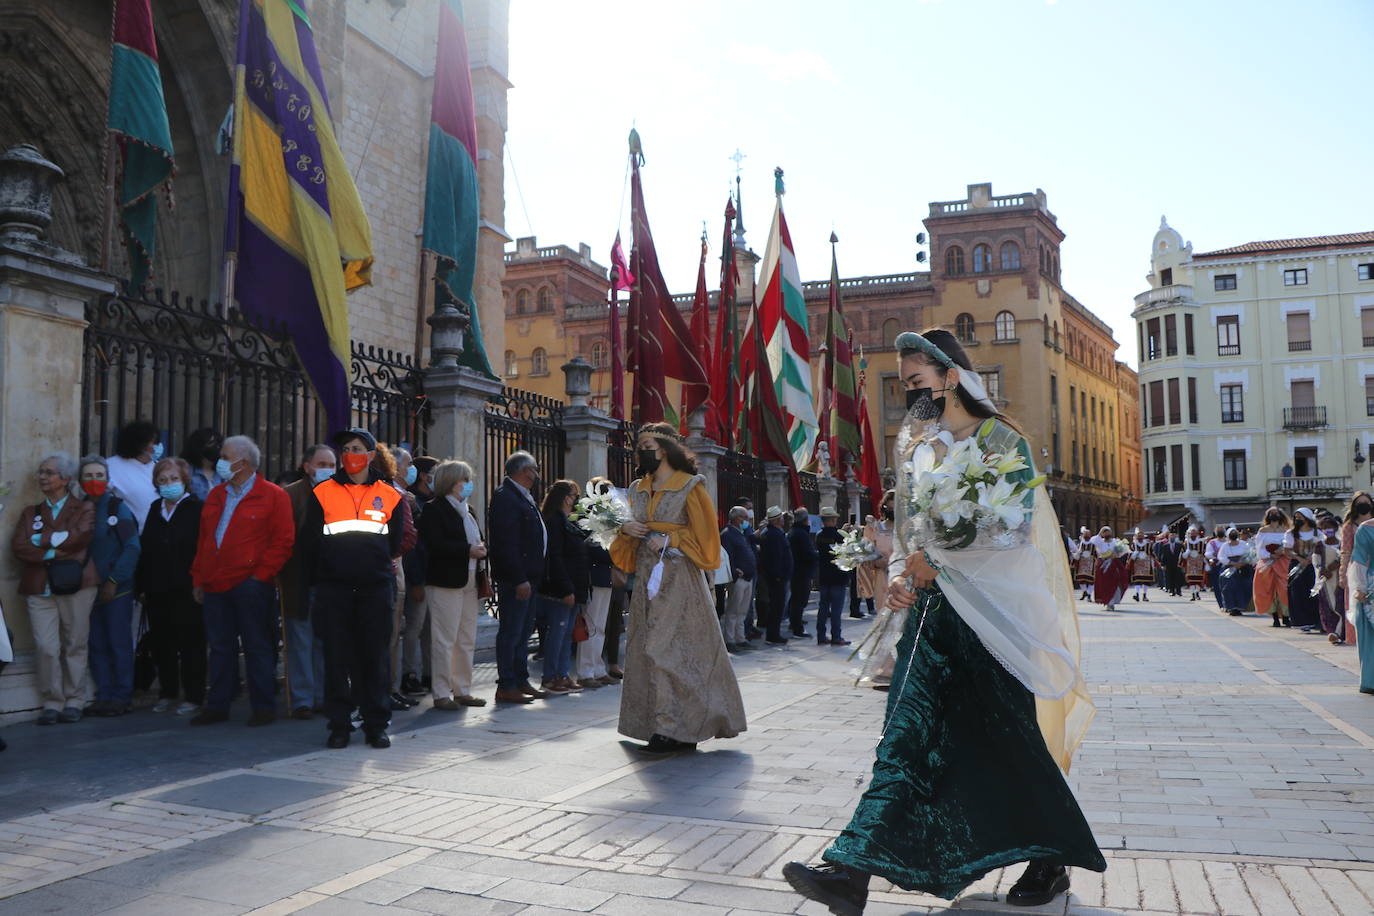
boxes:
[824,588,1107,899]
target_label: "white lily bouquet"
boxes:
[903,419,1046,550]
[831,528,883,572]
[569,477,633,549]
[1220,546,1258,579]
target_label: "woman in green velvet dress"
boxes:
[785,330,1106,915]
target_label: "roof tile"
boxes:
[1193,231,1374,259]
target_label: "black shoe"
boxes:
[400,674,425,695]
[326,729,350,749]
[644,734,695,754]
[189,709,229,726]
[766,637,789,646]
[1143,595,1149,602]
[817,637,830,645]
[745,628,763,639]
[247,710,276,727]
[1006,860,1069,907]
[848,612,865,619]
[782,862,869,916]
[1132,593,1139,602]
[792,630,811,639]
[388,693,413,711]
[365,730,391,749]
[725,644,742,654]
[1282,617,1292,628]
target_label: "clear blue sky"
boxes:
[503,0,1374,366]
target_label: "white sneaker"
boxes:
[175,702,200,716]
[152,699,172,713]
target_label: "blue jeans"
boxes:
[816,584,847,642]
[89,592,135,703]
[284,613,325,710]
[203,578,278,713]
[495,584,537,689]
[537,597,578,681]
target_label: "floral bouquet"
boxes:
[831,527,883,572]
[569,477,633,550]
[903,419,1046,550]
[1220,546,1257,578]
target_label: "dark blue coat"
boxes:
[759,523,793,580]
[721,525,757,581]
[788,523,819,576]
[487,478,546,588]
[816,525,847,588]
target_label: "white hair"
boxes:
[222,435,262,469]
[40,451,78,480]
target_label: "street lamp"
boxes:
[1356,439,1370,485]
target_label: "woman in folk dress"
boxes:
[1182,526,1208,601]
[1252,507,1291,627]
[1130,530,1155,603]
[1072,528,1095,600]
[611,423,746,754]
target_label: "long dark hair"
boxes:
[638,421,698,474]
[1263,506,1289,527]
[1344,491,1374,526]
[900,328,1001,422]
[541,479,579,516]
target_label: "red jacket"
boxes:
[191,474,295,594]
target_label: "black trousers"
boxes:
[760,575,788,641]
[144,588,207,704]
[603,586,626,666]
[787,572,813,633]
[315,579,393,733]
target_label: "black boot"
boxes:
[783,862,869,916]
[1006,860,1070,907]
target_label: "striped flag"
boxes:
[709,198,739,449]
[757,168,817,468]
[856,347,883,500]
[817,237,861,473]
[423,0,496,378]
[681,233,712,435]
[107,0,174,288]
[225,0,373,433]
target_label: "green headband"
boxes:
[894,331,955,369]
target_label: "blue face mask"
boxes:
[404,465,418,486]
[158,482,185,501]
[459,481,474,501]
[741,521,751,532]
[151,442,164,462]
[215,458,235,480]
[312,467,335,485]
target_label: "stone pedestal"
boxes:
[424,366,504,518]
[845,480,864,524]
[563,406,618,487]
[764,462,790,512]
[684,435,727,510]
[817,477,843,515]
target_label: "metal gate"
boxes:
[717,450,767,523]
[483,386,565,504]
[606,420,636,489]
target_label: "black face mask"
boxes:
[202,443,220,463]
[906,386,946,421]
[881,505,894,520]
[637,449,661,475]
[1357,503,1373,517]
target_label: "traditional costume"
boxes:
[1345,521,1374,693]
[1071,529,1095,600]
[1205,533,1226,610]
[1315,530,1345,641]
[1252,529,1290,625]
[1090,534,1128,610]
[1130,532,1154,602]
[1182,529,1207,600]
[1286,511,1320,631]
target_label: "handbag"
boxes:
[474,560,494,600]
[46,559,85,596]
[572,612,589,642]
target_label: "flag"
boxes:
[818,237,861,474]
[709,198,739,449]
[607,232,632,421]
[856,347,883,500]
[682,233,712,435]
[757,168,817,468]
[107,0,174,288]
[225,0,373,433]
[610,232,635,291]
[422,0,495,377]
[737,299,802,506]
[624,130,708,424]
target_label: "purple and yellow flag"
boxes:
[224,0,373,432]
[107,0,174,289]
[423,0,495,378]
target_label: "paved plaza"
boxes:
[1,593,1373,915]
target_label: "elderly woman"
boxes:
[10,453,98,724]
[419,460,488,709]
[137,457,206,715]
[76,456,142,716]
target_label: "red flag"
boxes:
[856,347,883,500]
[738,299,802,506]
[682,233,712,435]
[610,232,635,291]
[710,198,739,448]
[607,287,625,421]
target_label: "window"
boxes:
[1184,314,1195,355]
[1366,377,1374,417]
[590,341,609,369]
[1148,381,1164,428]
[1167,377,1181,425]
[1145,317,1161,359]
[1223,450,1247,490]
[1171,444,1184,491]
[945,246,965,276]
[1220,384,1244,422]
[972,244,992,273]
[1187,377,1198,424]
[1160,268,1173,286]
[999,241,1021,270]
[1217,315,1240,356]
[531,347,548,375]
[1290,379,1315,409]
[883,375,908,421]
[1152,446,1168,492]
[1286,312,1311,352]
[537,287,553,311]
[1215,274,1237,291]
[882,318,900,347]
[979,371,1002,402]
[1140,383,1147,426]
[515,289,531,314]
[994,310,1016,341]
[1362,308,1374,347]
[1190,444,1200,491]
[1053,322,1060,349]
[1283,268,1308,286]
[1164,314,1178,356]
[1294,447,1319,478]
[1360,264,1374,281]
[503,349,518,377]
[1071,438,1079,473]
[955,313,977,343]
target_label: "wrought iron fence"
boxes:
[81,289,429,478]
[483,386,565,504]
[717,450,767,523]
[798,469,820,515]
[606,420,636,489]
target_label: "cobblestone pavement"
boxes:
[2,593,1373,915]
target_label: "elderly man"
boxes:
[488,450,549,704]
[299,428,406,749]
[815,506,851,647]
[720,506,757,651]
[189,435,295,727]
[758,506,793,646]
[11,453,98,725]
[278,444,335,719]
[786,508,818,638]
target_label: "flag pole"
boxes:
[99,0,120,275]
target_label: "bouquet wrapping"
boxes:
[831,528,883,572]
[569,478,633,550]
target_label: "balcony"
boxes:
[1268,476,1353,497]
[1287,340,1312,352]
[1218,344,1241,356]
[1282,406,1327,429]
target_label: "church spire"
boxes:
[730,148,747,249]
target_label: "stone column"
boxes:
[424,365,504,519]
[561,357,616,486]
[764,462,789,512]
[817,476,843,515]
[845,480,864,524]
[0,145,116,677]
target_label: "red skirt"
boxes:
[1095,557,1130,605]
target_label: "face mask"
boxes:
[637,448,661,475]
[151,442,164,462]
[215,458,236,480]
[159,482,185,501]
[404,465,418,486]
[341,453,370,476]
[905,386,947,420]
[83,479,108,498]
[740,521,751,532]
[312,467,335,485]
[202,443,220,464]
[459,481,474,501]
